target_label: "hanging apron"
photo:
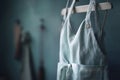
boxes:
[57,0,109,80]
[20,44,32,80]
[14,24,23,60]
[20,32,36,80]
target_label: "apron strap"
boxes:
[85,0,96,25]
[63,0,70,20]
[64,0,76,23]
[99,11,108,41]
[94,0,108,41]
[94,0,108,56]
[85,0,108,41]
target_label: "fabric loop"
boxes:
[85,0,96,24]
[63,0,76,24]
[63,0,70,20]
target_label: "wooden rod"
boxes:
[61,2,112,15]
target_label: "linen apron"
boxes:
[20,33,32,80]
[57,0,109,80]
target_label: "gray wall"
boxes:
[0,0,120,80]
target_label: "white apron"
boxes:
[20,33,32,80]
[57,0,109,80]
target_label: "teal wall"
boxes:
[0,0,120,80]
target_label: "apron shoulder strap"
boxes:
[63,0,70,20]
[94,2,108,41]
[64,0,76,22]
[85,0,96,25]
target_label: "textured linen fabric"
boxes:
[57,0,109,80]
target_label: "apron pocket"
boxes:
[80,65,103,80]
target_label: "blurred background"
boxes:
[0,0,120,80]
